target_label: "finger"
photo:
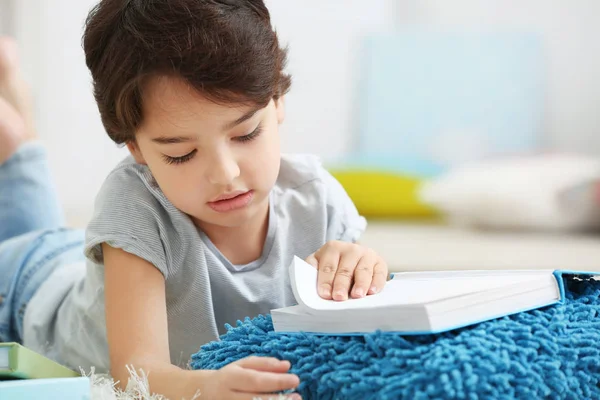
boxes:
[230,367,300,393]
[315,245,341,300]
[350,249,377,299]
[368,259,389,295]
[305,253,318,269]
[229,392,302,400]
[235,356,291,373]
[332,246,363,301]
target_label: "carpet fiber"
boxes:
[191,276,600,399]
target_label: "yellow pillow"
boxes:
[328,168,438,218]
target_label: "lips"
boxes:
[207,190,254,212]
[211,190,249,202]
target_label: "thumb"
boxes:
[235,356,291,372]
[305,253,318,269]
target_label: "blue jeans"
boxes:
[0,143,85,343]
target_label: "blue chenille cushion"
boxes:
[191,277,600,399]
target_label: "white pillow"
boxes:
[419,154,600,231]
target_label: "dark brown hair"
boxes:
[83,0,291,144]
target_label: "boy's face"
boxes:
[127,76,284,231]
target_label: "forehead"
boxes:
[140,76,254,129]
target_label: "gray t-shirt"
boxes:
[23,153,366,373]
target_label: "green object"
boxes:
[0,342,80,380]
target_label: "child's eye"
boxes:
[235,125,263,143]
[162,149,197,165]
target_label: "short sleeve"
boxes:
[320,168,368,243]
[84,161,171,278]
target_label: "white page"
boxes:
[290,256,554,313]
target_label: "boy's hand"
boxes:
[204,356,301,400]
[306,241,389,301]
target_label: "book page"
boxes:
[290,256,554,313]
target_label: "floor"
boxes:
[360,221,600,272]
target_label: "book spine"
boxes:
[553,270,600,303]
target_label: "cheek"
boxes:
[146,159,207,208]
[242,130,280,185]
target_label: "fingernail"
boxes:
[354,288,364,298]
[334,290,346,300]
[320,287,331,298]
[369,286,378,294]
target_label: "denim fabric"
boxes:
[0,143,84,342]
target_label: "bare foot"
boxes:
[0,36,35,164]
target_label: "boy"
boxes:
[0,1,388,398]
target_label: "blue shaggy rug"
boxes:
[191,276,600,399]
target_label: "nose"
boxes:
[206,148,240,186]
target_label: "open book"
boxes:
[271,257,597,335]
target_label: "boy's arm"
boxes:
[102,244,300,399]
[102,244,208,398]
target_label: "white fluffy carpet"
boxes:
[84,366,199,400]
[84,366,291,399]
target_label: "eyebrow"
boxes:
[152,136,195,144]
[223,106,262,130]
[151,106,263,144]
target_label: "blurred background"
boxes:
[2,0,600,271]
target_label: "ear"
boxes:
[126,140,147,165]
[275,96,285,125]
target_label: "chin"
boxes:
[191,205,256,227]
[195,213,250,230]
